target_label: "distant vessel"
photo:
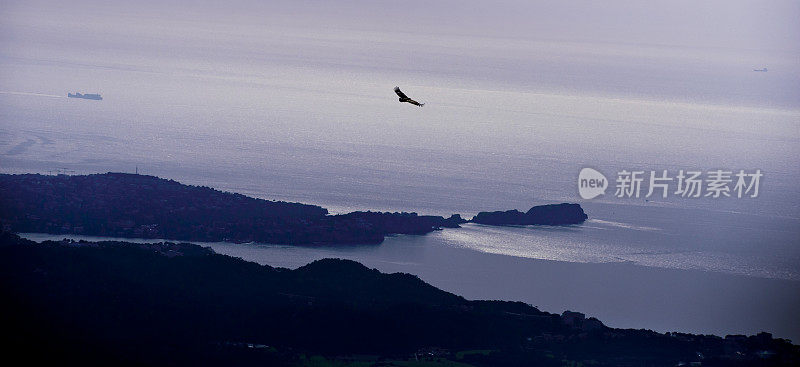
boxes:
[753,68,768,72]
[68,92,102,100]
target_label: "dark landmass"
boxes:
[340,211,467,234]
[0,173,470,245]
[471,203,588,226]
[1,232,796,367]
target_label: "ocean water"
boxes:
[2,84,798,280]
[2,1,800,340]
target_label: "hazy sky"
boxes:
[3,0,799,109]
[4,0,799,52]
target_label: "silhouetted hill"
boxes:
[472,203,588,225]
[0,173,464,245]
[1,233,796,367]
[294,258,464,306]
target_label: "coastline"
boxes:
[8,232,798,365]
[20,231,800,342]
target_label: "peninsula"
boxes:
[0,173,584,245]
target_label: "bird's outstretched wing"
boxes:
[407,99,424,107]
[394,87,408,99]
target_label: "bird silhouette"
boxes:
[394,87,424,107]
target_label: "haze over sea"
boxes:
[3,1,800,340]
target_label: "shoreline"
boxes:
[7,231,798,365]
[19,231,800,342]
[20,228,797,281]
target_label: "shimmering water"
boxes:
[3,0,800,341]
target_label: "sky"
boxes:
[4,0,799,105]
[1,0,799,205]
[5,0,798,51]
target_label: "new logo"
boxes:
[578,168,608,199]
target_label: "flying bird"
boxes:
[394,87,424,107]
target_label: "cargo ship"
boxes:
[68,92,102,100]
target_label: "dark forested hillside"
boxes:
[1,232,796,367]
[0,173,594,245]
[0,173,464,244]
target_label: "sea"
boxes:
[2,3,800,341]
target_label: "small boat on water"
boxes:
[753,68,768,72]
[68,92,102,100]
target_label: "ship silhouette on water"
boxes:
[67,92,102,100]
